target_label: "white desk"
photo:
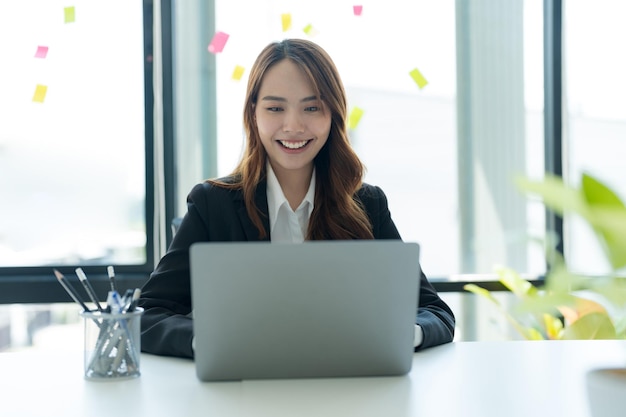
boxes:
[2,340,624,417]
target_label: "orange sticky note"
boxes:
[348,106,364,130]
[353,5,363,16]
[64,6,75,23]
[34,46,49,58]
[208,31,229,54]
[409,68,428,89]
[232,65,245,81]
[32,85,48,103]
[281,14,292,32]
[303,24,319,36]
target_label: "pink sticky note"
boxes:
[353,5,363,16]
[34,46,49,59]
[207,31,229,54]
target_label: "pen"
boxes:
[126,288,142,312]
[107,266,118,293]
[107,290,124,314]
[76,268,104,312]
[121,288,134,306]
[53,269,90,312]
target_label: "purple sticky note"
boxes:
[207,31,229,54]
[34,46,49,59]
[353,5,363,16]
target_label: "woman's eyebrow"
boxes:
[260,95,319,102]
[260,95,286,102]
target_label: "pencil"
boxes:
[53,269,90,312]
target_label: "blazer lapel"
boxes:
[235,180,270,242]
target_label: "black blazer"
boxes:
[138,179,455,358]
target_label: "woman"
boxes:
[138,38,455,358]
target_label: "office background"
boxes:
[1,0,625,350]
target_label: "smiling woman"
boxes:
[137,38,456,358]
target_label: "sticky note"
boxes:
[409,68,428,89]
[32,85,48,103]
[303,24,319,36]
[207,31,229,54]
[64,6,75,23]
[232,65,245,81]
[348,106,364,130]
[353,5,363,16]
[281,14,292,32]
[34,46,49,59]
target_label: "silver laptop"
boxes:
[189,240,420,381]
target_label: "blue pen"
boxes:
[108,290,124,314]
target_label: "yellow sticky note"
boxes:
[232,65,245,81]
[281,14,292,32]
[64,6,75,23]
[348,106,364,130]
[32,85,48,103]
[409,68,428,89]
[303,24,319,36]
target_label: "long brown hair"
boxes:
[210,38,373,240]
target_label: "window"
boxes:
[195,0,546,277]
[563,0,626,275]
[0,0,154,302]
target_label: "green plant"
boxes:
[465,172,626,340]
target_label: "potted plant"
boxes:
[465,171,626,340]
[464,171,626,417]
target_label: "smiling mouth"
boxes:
[278,139,312,149]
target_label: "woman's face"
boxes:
[254,59,331,180]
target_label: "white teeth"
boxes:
[279,140,309,149]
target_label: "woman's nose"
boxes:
[282,111,305,133]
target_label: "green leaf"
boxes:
[581,173,626,208]
[587,277,626,310]
[494,265,537,297]
[544,264,588,294]
[515,292,577,316]
[580,173,626,269]
[586,207,626,270]
[561,312,617,340]
[464,283,544,340]
[525,327,546,340]
[543,313,564,340]
[518,173,626,270]
[463,284,501,306]
[515,175,587,217]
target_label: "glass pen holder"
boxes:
[80,307,143,381]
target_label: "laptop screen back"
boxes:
[190,240,420,381]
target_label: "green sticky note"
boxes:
[64,6,75,24]
[303,24,318,36]
[348,106,364,130]
[409,68,428,89]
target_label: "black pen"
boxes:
[76,268,104,312]
[126,288,142,312]
[53,269,90,312]
[107,266,118,293]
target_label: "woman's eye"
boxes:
[266,106,283,112]
[305,106,320,112]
